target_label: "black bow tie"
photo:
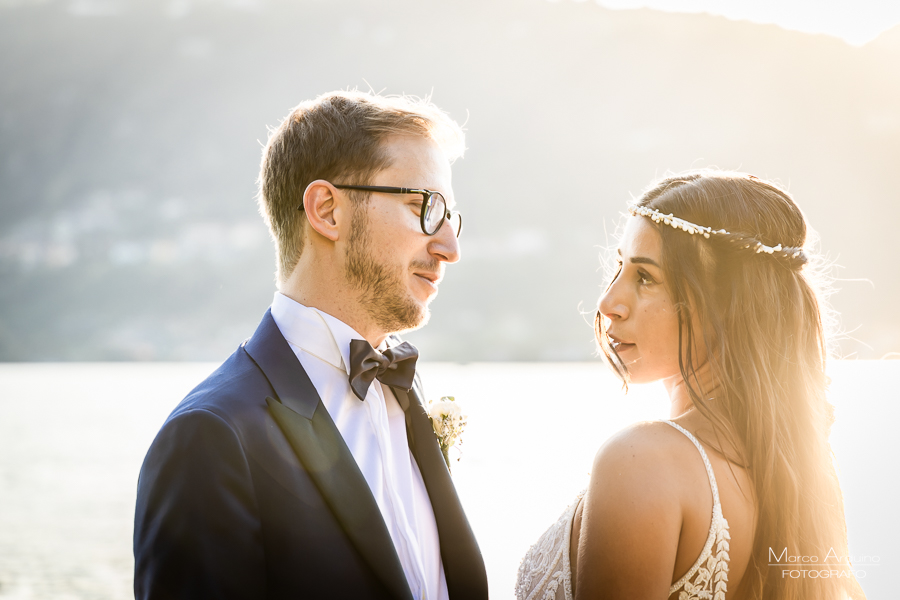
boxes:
[348,339,419,401]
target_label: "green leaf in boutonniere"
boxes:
[426,396,467,472]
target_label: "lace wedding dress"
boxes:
[515,421,731,600]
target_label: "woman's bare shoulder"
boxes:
[574,422,702,596]
[583,420,706,521]
[592,420,701,476]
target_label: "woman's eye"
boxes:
[637,269,655,285]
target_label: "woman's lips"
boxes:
[608,335,635,353]
[613,342,636,353]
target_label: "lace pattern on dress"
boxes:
[662,420,731,600]
[514,491,584,600]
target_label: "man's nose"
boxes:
[428,220,461,264]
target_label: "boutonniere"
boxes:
[426,396,467,471]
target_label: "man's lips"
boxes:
[414,272,440,289]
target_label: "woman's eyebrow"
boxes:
[630,256,660,268]
[616,248,661,268]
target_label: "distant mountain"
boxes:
[871,23,900,52]
[1,0,898,361]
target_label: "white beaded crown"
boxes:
[629,204,806,261]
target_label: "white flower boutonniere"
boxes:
[426,396,467,471]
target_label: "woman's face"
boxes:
[598,216,685,384]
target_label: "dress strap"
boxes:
[660,420,721,506]
[661,420,729,597]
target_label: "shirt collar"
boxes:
[270,292,390,375]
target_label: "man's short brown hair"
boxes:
[257,90,465,285]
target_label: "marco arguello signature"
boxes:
[768,547,879,579]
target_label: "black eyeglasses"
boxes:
[332,185,462,238]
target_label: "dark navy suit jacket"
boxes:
[133,310,488,600]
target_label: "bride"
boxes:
[515,171,866,600]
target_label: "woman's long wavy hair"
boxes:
[595,170,865,600]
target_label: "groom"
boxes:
[133,91,488,600]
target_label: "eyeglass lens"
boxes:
[423,193,461,237]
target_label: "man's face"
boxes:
[342,134,460,335]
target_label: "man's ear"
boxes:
[302,180,344,242]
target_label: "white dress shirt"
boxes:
[270,292,449,600]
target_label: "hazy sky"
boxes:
[592,0,900,45]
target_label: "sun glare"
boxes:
[593,0,900,45]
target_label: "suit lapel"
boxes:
[245,310,412,600]
[392,383,489,600]
[265,397,412,600]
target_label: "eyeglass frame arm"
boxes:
[299,184,461,237]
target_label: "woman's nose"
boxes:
[598,279,628,321]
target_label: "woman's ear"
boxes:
[302,180,344,242]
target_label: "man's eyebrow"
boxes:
[616,249,660,268]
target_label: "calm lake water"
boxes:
[0,361,896,599]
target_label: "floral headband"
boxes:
[629,205,807,266]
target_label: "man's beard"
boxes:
[344,204,436,334]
